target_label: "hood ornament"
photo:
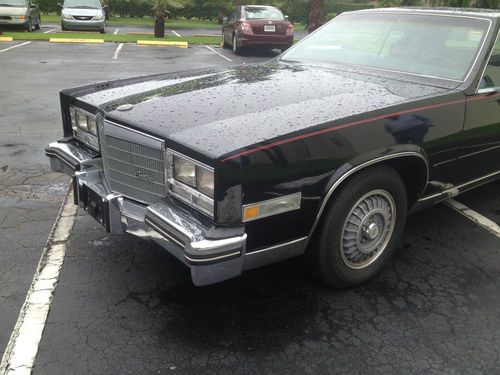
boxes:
[117,104,134,112]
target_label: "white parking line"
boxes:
[171,30,181,37]
[0,188,77,374]
[113,28,119,35]
[445,199,500,239]
[43,28,57,34]
[205,45,232,62]
[0,41,31,53]
[113,43,124,59]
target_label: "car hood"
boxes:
[0,6,27,15]
[63,8,102,16]
[76,62,454,160]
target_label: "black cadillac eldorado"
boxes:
[46,8,500,287]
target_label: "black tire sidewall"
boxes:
[316,167,407,287]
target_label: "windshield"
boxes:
[0,0,27,6]
[63,0,101,9]
[281,13,490,81]
[245,7,284,20]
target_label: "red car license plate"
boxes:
[264,25,276,32]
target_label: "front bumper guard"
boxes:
[46,140,246,286]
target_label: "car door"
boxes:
[459,30,500,180]
[28,0,39,23]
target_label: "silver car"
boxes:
[0,0,40,32]
[60,0,105,33]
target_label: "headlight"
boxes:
[62,13,72,20]
[94,14,104,20]
[174,156,196,186]
[167,150,214,217]
[70,106,100,151]
[12,15,26,20]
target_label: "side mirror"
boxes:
[103,4,108,8]
[285,15,289,20]
[29,2,36,7]
[222,16,228,23]
[57,2,63,7]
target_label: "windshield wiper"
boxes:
[70,6,98,8]
[0,4,17,6]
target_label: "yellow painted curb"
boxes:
[137,40,188,48]
[49,38,104,44]
[0,36,13,42]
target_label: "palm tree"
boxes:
[153,0,192,38]
[307,0,325,33]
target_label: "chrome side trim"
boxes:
[418,170,500,202]
[458,145,500,160]
[245,237,308,256]
[185,251,241,263]
[306,152,429,245]
[243,237,308,271]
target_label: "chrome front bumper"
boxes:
[45,140,247,286]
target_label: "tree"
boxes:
[307,0,325,33]
[153,0,192,38]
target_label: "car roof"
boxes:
[355,7,500,20]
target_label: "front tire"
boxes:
[308,166,407,288]
[99,28,105,34]
[26,18,32,32]
[34,16,41,30]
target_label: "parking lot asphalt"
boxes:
[0,39,499,374]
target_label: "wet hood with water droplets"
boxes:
[76,62,453,160]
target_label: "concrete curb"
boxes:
[0,36,14,42]
[136,40,188,48]
[49,38,105,44]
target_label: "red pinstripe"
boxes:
[221,92,500,163]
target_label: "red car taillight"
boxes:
[241,21,253,34]
[286,23,294,36]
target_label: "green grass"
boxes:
[2,31,220,44]
[41,15,222,29]
[41,14,306,31]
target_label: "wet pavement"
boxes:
[0,37,499,374]
[35,197,500,374]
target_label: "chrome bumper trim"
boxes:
[45,141,96,175]
[46,139,307,285]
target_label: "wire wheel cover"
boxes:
[340,189,396,269]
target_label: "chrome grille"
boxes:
[101,121,166,204]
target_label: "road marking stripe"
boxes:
[0,41,31,53]
[113,28,119,35]
[0,188,77,374]
[43,28,57,34]
[113,42,123,59]
[445,199,500,239]
[49,38,104,44]
[171,30,181,37]
[205,45,232,62]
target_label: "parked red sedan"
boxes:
[222,5,294,54]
